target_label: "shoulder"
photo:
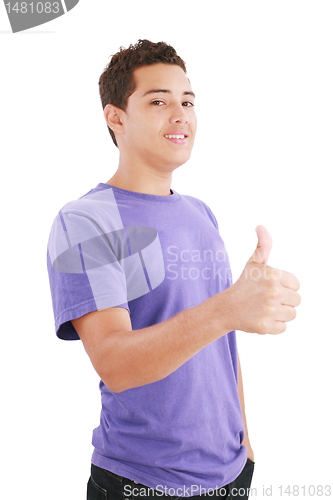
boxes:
[60,184,117,218]
[50,184,123,236]
[47,185,126,267]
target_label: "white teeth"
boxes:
[165,134,185,139]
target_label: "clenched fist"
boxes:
[225,226,301,335]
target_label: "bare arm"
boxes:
[72,226,300,393]
[72,292,231,393]
[237,349,254,462]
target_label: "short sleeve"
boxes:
[47,210,129,340]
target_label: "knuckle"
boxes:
[268,285,281,299]
[265,304,276,316]
[257,318,268,334]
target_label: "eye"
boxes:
[182,101,195,107]
[151,100,165,106]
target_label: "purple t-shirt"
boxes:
[47,183,247,495]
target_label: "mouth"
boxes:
[165,134,186,139]
[164,133,188,144]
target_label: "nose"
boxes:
[169,103,189,124]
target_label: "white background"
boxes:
[1,1,332,498]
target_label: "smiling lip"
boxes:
[164,130,188,144]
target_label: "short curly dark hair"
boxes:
[98,39,187,147]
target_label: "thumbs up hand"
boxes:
[225,226,301,335]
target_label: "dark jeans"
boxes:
[87,459,255,499]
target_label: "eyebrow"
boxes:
[143,89,195,98]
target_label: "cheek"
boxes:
[133,114,161,137]
[191,113,198,133]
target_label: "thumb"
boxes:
[249,225,273,264]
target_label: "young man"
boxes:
[47,40,300,499]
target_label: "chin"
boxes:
[170,151,193,168]
[163,156,191,173]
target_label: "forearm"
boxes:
[101,292,233,393]
[76,241,300,393]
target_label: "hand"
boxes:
[226,225,301,335]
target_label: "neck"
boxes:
[106,155,173,197]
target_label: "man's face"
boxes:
[119,63,197,173]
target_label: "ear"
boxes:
[103,104,125,137]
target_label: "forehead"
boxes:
[132,63,192,94]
